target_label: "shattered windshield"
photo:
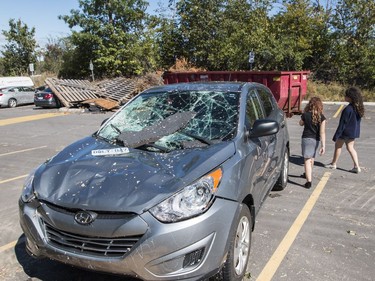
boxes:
[97,90,240,151]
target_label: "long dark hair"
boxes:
[304,96,323,124]
[345,87,365,117]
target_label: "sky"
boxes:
[0,0,162,50]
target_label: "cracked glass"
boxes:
[97,90,240,151]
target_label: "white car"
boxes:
[0,86,35,108]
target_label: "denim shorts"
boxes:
[301,138,320,158]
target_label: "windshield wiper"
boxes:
[93,132,112,143]
[139,143,170,153]
[110,123,122,134]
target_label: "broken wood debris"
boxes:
[44,74,163,111]
[46,78,99,108]
[81,98,119,111]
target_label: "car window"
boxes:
[257,88,274,117]
[246,89,265,128]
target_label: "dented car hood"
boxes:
[34,136,235,213]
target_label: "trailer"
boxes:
[162,70,310,116]
[0,76,34,88]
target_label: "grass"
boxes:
[306,80,374,102]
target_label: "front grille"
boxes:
[42,200,135,220]
[44,222,141,258]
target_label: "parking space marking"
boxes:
[333,104,344,118]
[0,145,47,157]
[256,172,332,281]
[0,175,28,185]
[0,112,68,126]
[0,240,18,253]
[0,237,25,253]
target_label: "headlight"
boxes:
[21,170,36,203]
[150,168,222,223]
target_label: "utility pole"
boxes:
[249,51,255,70]
[89,60,95,81]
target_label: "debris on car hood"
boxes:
[33,136,235,213]
[118,111,196,148]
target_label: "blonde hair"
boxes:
[304,97,323,124]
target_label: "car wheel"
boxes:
[8,98,17,108]
[273,147,289,191]
[221,205,252,281]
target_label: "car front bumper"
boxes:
[19,197,240,281]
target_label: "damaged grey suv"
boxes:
[19,82,289,281]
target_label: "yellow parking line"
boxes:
[0,175,28,184]
[0,145,47,157]
[256,172,331,281]
[0,237,25,253]
[0,112,68,126]
[333,104,344,118]
[0,240,18,253]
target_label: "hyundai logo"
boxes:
[74,211,97,225]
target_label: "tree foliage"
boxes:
[1,0,374,90]
[329,0,375,88]
[37,37,68,74]
[1,19,37,76]
[58,0,156,78]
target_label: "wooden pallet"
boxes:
[45,78,99,107]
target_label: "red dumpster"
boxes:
[162,70,310,116]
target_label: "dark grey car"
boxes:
[19,82,289,281]
[34,87,61,108]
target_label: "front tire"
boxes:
[273,147,289,191]
[8,98,17,108]
[222,205,252,281]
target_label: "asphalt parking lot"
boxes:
[0,103,374,281]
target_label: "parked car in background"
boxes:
[0,86,35,108]
[34,87,61,108]
[19,82,289,281]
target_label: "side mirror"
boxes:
[248,119,279,138]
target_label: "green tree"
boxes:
[267,0,317,70]
[330,0,375,88]
[38,37,68,75]
[303,2,333,82]
[218,0,274,70]
[0,57,5,75]
[175,0,225,69]
[59,0,155,78]
[154,17,183,69]
[1,19,37,76]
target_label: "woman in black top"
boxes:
[325,87,365,173]
[299,97,326,188]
